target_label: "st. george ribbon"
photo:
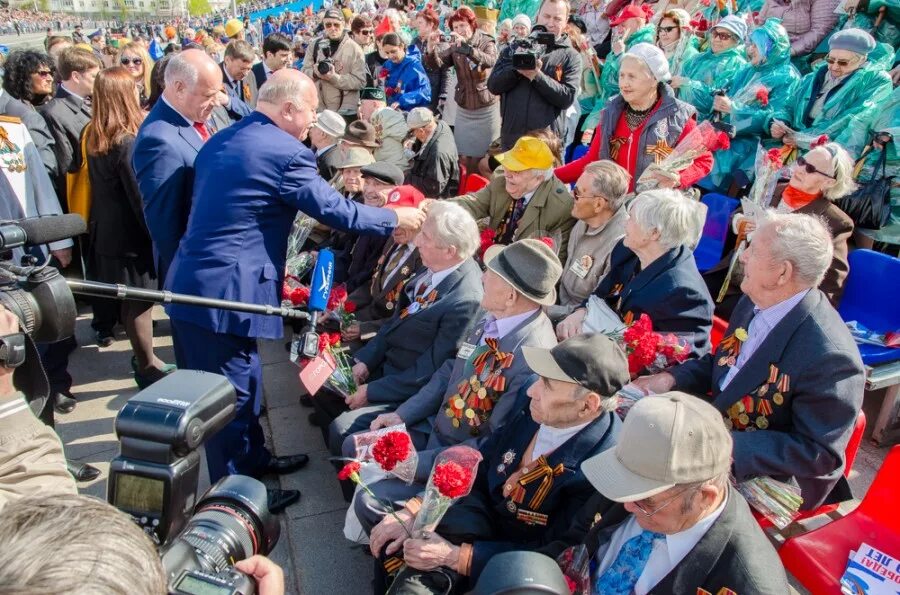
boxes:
[300,249,334,358]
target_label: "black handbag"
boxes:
[836,147,894,230]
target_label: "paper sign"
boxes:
[841,543,900,594]
[298,350,336,396]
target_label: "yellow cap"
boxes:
[495,136,554,171]
[225,18,244,38]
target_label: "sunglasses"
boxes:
[120,57,143,66]
[359,29,373,35]
[658,25,678,33]
[825,56,855,67]
[323,21,343,28]
[796,156,836,179]
[711,30,734,41]
[35,70,53,78]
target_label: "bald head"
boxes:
[163,48,223,123]
[256,70,320,141]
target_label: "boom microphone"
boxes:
[0,214,87,250]
[300,249,335,358]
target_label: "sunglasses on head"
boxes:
[711,30,734,41]
[658,25,678,33]
[120,57,143,66]
[825,56,855,67]
[796,156,836,179]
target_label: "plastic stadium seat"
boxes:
[710,316,729,352]
[566,144,588,164]
[751,411,866,529]
[464,174,490,194]
[780,445,900,593]
[838,249,900,366]
[694,193,739,272]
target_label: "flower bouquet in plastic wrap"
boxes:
[351,427,419,485]
[284,212,316,281]
[734,476,803,529]
[296,331,358,397]
[325,283,357,333]
[411,445,483,537]
[635,121,730,193]
[555,543,592,594]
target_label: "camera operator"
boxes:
[0,304,75,512]
[0,492,287,595]
[301,9,367,121]
[487,0,582,150]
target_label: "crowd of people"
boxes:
[0,0,896,592]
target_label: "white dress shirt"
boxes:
[418,261,464,295]
[531,420,591,463]
[593,495,728,595]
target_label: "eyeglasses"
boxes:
[323,21,343,28]
[711,30,734,41]
[573,187,604,201]
[658,25,678,33]
[120,57,143,66]
[796,156,836,179]
[631,485,699,517]
[825,56,856,68]
[35,70,53,78]
[359,29,373,35]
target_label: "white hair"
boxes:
[584,160,631,211]
[425,201,480,260]
[257,76,305,107]
[164,51,199,87]
[814,143,858,200]
[628,188,707,249]
[758,211,834,287]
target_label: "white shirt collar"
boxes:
[522,189,537,206]
[532,420,591,462]
[428,261,464,290]
[491,309,539,339]
[661,493,728,567]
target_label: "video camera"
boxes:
[109,370,280,595]
[509,25,556,70]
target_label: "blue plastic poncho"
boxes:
[677,42,748,121]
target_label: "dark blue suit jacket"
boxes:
[132,98,203,280]
[590,241,713,358]
[164,111,397,340]
[220,63,252,122]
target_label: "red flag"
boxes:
[374,16,394,37]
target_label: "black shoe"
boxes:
[68,461,101,482]
[255,454,310,477]
[308,411,323,427]
[53,391,77,414]
[299,394,313,408]
[267,488,301,514]
[95,330,115,348]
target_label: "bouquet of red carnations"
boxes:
[411,445,483,537]
[635,121,730,193]
[303,332,357,398]
[351,427,420,484]
[325,284,357,331]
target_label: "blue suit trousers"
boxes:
[171,319,271,483]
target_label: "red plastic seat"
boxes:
[458,162,468,192]
[710,315,728,352]
[780,445,900,594]
[752,410,867,529]
[463,173,490,194]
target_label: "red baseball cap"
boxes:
[385,185,425,209]
[609,4,653,26]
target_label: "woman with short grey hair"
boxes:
[558,188,714,359]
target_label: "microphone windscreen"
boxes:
[18,214,86,246]
[308,248,335,313]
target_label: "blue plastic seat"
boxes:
[565,144,588,164]
[694,193,739,272]
[838,249,900,367]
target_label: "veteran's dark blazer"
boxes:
[669,290,865,510]
[541,487,789,594]
[589,241,713,358]
[354,259,484,404]
[438,385,621,582]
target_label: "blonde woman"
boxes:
[118,41,153,107]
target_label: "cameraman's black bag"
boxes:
[836,147,894,231]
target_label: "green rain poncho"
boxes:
[498,0,542,22]
[838,0,900,49]
[768,43,894,154]
[677,43,748,121]
[856,85,900,245]
[584,24,656,129]
[705,19,801,189]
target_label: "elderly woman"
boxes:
[424,6,499,172]
[511,14,532,39]
[655,9,697,75]
[371,106,410,172]
[380,32,431,111]
[705,142,856,316]
[557,188,713,358]
[704,19,801,192]
[557,43,712,192]
[767,28,893,154]
[673,15,748,120]
[550,160,631,319]
[118,41,153,107]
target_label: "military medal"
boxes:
[502,450,515,465]
[756,416,769,429]
[758,384,768,397]
[0,127,26,173]
[506,500,517,513]
[385,302,394,310]
[407,302,420,314]
[773,392,784,405]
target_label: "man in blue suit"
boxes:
[220,40,258,122]
[165,69,426,512]
[132,49,223,283]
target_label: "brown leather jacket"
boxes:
[424,29,498,111]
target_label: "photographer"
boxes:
[488,0,582,150]
[0,492,286,595]
[301,8,366,120]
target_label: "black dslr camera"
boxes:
[109,370,280,595]
[317,46,335,76]
[510,25,556,70]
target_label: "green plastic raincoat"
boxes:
[705,20,801,189]
[767,44,894,154]
[584,24,656,129]
[856,85,900,245]
[838,0,900,49]
[677,44,748,120]
[498,0,542,22]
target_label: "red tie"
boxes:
[193,121,210,142]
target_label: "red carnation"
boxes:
[338,461,361,481]
[343,300,357,314]
[282,283,292,302]
[317,333,331,353]
[385,87,396,97]
[478,228,496,259]
[538,236,555,250]
[812,134,829,148]
[328,332,342,346]
[289,286,310,306]
[716,131,731,151]
[372,431,413,471]
[327,285,349,310]
[432,461,473,499]
[766,148,784,169]
[755,86,770,107]
[379,67,389,79]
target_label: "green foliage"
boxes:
[188,0,211,16]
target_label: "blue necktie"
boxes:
[594,530,664,595]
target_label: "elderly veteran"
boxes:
[405,107,460,198]
[347,239,561,526]
[542,392,788,594]
[635,213,866,511]
[558,189,713,359]
[705,142,856,317]
[557,44,712,193]
[369,333,629,593]
[672,15,748,121]
[451,136,575,261]
[551,160,630,320]
[309,109,346,182]
[357,86,387,122]
[317,202,485,454]
[371,106,411,173]
[768,28,893,153]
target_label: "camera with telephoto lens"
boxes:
[510,25,556,70]
[317,46,334,76]
[108,370,280,595]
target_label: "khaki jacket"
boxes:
[301,34,367,116]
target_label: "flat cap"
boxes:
[361,162,404,186]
